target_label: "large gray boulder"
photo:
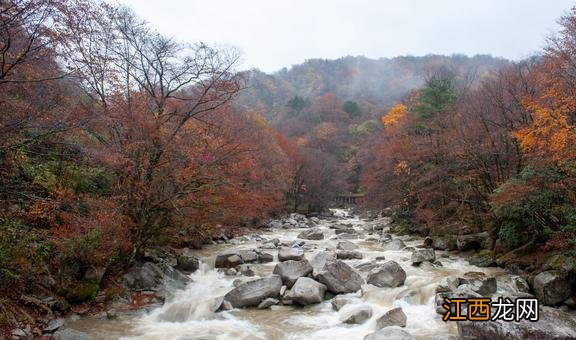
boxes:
[337,240,359,251]
[310,251,336,277]
[456,232,490,251]
[432,236,457,251]
[215,252,244,268]
[364,328,416,340]
[316,260,365,293]
[278,247,305,262]
[411,248,436,265]
[123,262,190,292]
[297,228,324,240]
[175,254,200,273]
[459,272,497,296]
[331,295,359,311]
[367,261,406,288]
[340,305,373,324]
[533,270,572,306]
[458,306,576,339]
[376,307,407,329]
[273,260,313,288]
[224,275,282,308]
[285,277,327,305]
[435,276,460,293]
[381,239,406,251]
[237,250,259,263]
[336,250,363,260]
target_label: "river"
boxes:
[64,209,525,339]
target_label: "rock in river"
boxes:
[533,270,572,306]
[376,307,407,329]
[366,261,406,288]
[285,277,327,305]
[273,259,313,288]
[297,228,324,240]
[278,247,305,262]
[224,275,282,308]
[316,260,365,293]
[381,239,406,251]
[458,306,576,339]
[340,305,373,324]
[337,240,359,251]
[411,248,436,265]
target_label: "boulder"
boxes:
[512,276,530,293]
[273,260,313,288]
[336,250,363,260]
[278,247,305,262]
[364,328,416,340]
[237,250,259,263]
[458,306,576,339]
[215,252,244,268]
[354,262,380,272]
[310,251,336,277]
[337,240,359,251]
[411,248,436,265]
[432,236,457,251]
[175,255,200,273]
[459,272,497,296]
[376,307,407,329]
[224,275,282,308]
[381,239,406,251]
[331,295,358,311]
[297,228,324,240]
[533,270,572,306]
[44,318,65,333]
[257,297,279,309]
[237,264,255,277]
[340,305,373,324]
[435,277,460,293]
[316,260,365,293]
[457,233,490,251]
[285,277,327,305]
[123,262,190,293]
[268,221,283,229]
[259,252,274,263]
[366,261,406,288]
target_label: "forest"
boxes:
[1,0,575,337]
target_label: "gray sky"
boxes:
[118,0,575,73]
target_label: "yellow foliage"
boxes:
[382,104,407,127]
[249,111,270,130]
[513,98,576,161]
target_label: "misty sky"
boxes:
[118,0,575,73]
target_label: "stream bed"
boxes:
[64,209,526,339]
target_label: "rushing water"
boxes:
[66,209,523,339]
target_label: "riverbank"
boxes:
[29,209,576,339]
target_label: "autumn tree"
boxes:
[56,3,244,253]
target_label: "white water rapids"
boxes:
[66,209,524,339]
